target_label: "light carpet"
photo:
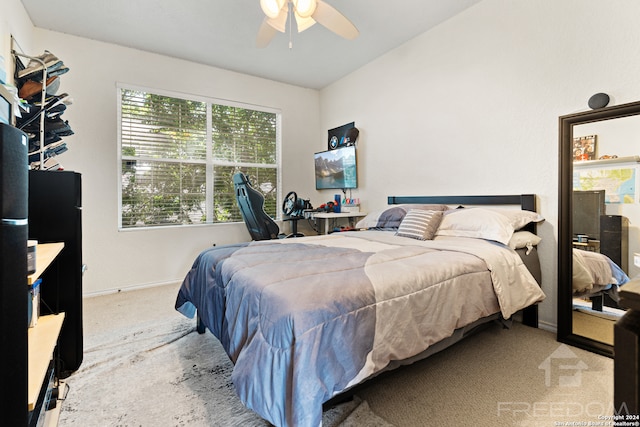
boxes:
[58,284,393,426]
[58,283,615,427]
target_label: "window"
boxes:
[118,85,280,229]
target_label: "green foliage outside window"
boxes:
[120,88,279,228]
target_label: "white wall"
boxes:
[319,0,640,329]
[0,0,35,78]
[12,29,321,295]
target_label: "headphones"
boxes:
[283,191,311,217]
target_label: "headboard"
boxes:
[387,194,537,233]
[387,194,536,210]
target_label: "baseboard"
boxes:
[82,280,182,298]
[537,320,557,333]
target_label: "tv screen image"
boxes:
[314,146,357,190]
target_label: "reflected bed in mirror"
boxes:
[559,100,640,357]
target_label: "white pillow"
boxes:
[487,208,544,230]
[435,208,514,245]
[508,231,542,251]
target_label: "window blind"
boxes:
[119,87,279,229]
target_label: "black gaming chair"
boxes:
[233,172,281,240]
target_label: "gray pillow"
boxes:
[396,209,444,240]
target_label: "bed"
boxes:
[573,248,630,310]
[175,194,546,427]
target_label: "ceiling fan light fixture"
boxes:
[266,4,288,33]
[260,0,285,19]
[256,0,358,47]
[293,0,317,18]
[294,13,316,32]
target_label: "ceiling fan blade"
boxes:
[256,18,278,48]
[256,5,288,48]
[311,0,359,40]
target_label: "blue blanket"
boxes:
[176,232,544,426]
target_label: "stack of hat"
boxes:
[14,50,72,170]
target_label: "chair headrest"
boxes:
[233,172,249,186]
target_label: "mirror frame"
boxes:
[558,100,640,357]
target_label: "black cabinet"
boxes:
[28,170,83,377]
[600,215,629,273]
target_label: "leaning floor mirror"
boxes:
[558,100,640,357]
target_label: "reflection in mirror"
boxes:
[571,118,640,346]
[559,101,640,357]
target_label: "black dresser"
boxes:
[600,214,629,273]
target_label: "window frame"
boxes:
[117,83,282,230]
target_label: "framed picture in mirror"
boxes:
[573,134,597,161]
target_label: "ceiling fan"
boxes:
[257,0,359,48]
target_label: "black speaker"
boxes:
[600,215,629,273]
[0,124,28,219]
[0,124,29,321]
[588,93,610,109]
[0,123,29,424]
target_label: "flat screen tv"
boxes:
[314,145,357,190]
[573,190,606,240]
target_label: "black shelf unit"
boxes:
[28,170,83,378]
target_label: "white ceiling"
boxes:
[20,0,481,90]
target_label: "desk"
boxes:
[311,212,367,234]
[572,240,600,252]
